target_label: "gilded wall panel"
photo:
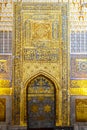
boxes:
[70,88,87,96]
[70,80,87,88]
[0,98,6,122]
[0,88,12,95]
[75,99,87,122]
[0,96,12,125]
[0,80,10,88]
[21,4,62,126]
[13,2,69,126]
[70,96,87,126]
[31,22,52,40]
[23,63,60,83]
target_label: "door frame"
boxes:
[26,75,56,130]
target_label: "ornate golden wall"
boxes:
[13,2,69,126]
[0,0,87,129]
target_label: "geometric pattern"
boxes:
[32,22,52,40]
[27,75,55,94]
[28,96,55,128]
[0,31,12,54]
[70,31,87,53]
[0,55,12,80]
[70,54,87,79]
[0,60,7,73]
[76,59,87,73]
[27,75,55,128]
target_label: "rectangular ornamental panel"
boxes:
[13,2,68,126]
[0,98,6,122]
[75,99,87,122]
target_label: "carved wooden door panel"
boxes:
[27,75,55,129]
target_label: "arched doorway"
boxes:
[26,75,56,130]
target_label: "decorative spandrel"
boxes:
[27,75,55,128]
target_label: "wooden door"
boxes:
[27,75,56,129]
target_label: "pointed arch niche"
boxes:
[20,71,62,127]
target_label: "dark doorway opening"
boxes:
[26,75,56,130]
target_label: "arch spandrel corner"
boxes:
[24,70,60,91]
